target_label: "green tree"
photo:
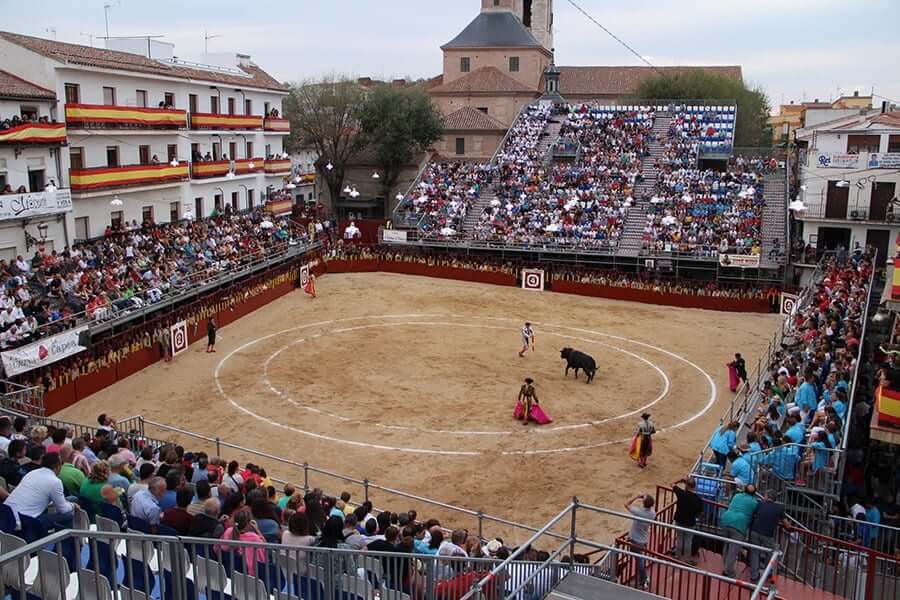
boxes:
[632,70,772,147]
[355,86,444,208]
[283,76,365,208]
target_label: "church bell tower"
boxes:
[480,0,554,54]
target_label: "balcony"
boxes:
[190,158,264,179]
[65,103,187,129]
[797,203,898,224]
[0,122,66,144]
[263,158,291,174]
[263,117,290,132]
[189,113,263,130]
[70,162,189,192]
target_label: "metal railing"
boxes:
[390,151,437,230]
[0,380,44,417]
[461,498,781,600]
[380,228,620,256]
[828,515,900,557]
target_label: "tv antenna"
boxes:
[80,32,99,47]
[204,30,221,54]
[103,1,121,39]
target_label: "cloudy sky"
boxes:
[3,0,898,112]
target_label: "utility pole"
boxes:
[103,3,112,38]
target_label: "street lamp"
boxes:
[349,187,360,199]
[343,184,352,194]
[836,180,850,188]
[371,171,380,180]
[326,162,334,171]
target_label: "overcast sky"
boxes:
[3,0,898,112]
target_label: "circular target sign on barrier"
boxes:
[299,265,310,288]
[170,321,189,356]
[521,269,545,292]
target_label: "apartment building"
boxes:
[0,31,291,243]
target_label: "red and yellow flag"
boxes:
[66,104,186,127]
[876,385,900,428]
[0,123,66,144]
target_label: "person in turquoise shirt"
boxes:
[710,422,739,470]
[784,416,806,445]
[863,501,881,548]
[720,485,759,577]
[808,431,830,473]
[795,373,819,415]
[832,390,847,421]
[769,444,800,481]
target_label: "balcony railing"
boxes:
[70,161,189,192]
[0,122,66,144]
[189,112,263,130]
[263,158,291,174]
[65,103,187,128]
[797,202,899,223]
[190,158,264,179]
[263,116,290,132]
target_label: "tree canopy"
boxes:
[355,86,444,199]
[632,70,772,147]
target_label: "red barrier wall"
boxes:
[324,259,518,287]
[552,280,770,312]
[43,266,301,415]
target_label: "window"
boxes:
[74,216,89,241]
[194,197,203,218]
[190,143,199,161]
[141,206,154,223]
[265,144,271,158]
[110,211,123,228]
[231,191,239,211]
[227,97,235,115]
[0,174,5,191]
[170,202,180,222]
[477,107,489,114]
[64,83,80,104]
[106,146,119,168]
[229,142,237,160]
[888,135,900,153]
[825,180,849,219]
[212,142,221,161]
[460,57,471,73]
[135,89,147,108]
[138,145,150,165]
[69,147,84,170]
[20,106,38,120]
[509,57,520,72]
[214,194,223,211]
[167,144,178,162]
[247,189,254,208]
[164,92,175,107]
[455,137,465,155]
[264,102,270,115]
[27,169,45,192]
[210,96,219,114]
[244,98,252,115]
[246,141,254,158]
[102,86,116,106]
[523,0,533,27]
[847,134,880,154]
[189,94,198,113]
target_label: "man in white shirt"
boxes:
[0,416,11,454]
[4,452,74,530]
[438,529,468,557]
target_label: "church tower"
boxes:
[480,0,554,54]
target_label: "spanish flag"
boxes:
[876,385,900,428]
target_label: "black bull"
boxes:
[560,347,597,383]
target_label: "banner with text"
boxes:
[867,153,900,169]
[1,325,89,377]
[719,254,761,268]
[0,189,72,222]
[382,229,408,243]
[815,153,859,169]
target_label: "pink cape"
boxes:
[514,400,553,425]
[727,364,739,392]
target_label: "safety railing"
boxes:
[0,380,44,417]
[0,527,570,600]
[390,151,437,230]
[747,443,845,499]
[461,498,780,600]
[828,515,900,558]
[381,227,621,256]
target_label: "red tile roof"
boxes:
[429,67,537,95]
[0,31,287,93]
[871,111,900,127]
[442,106,507,131]
[556,65,743,96]
[0,69,55,100]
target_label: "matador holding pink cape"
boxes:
[514,377,553,425]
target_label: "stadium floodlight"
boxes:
[110,195,123,207]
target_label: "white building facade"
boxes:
[795,108,900,264]
[0,31,292,244]
[0,69,69,259]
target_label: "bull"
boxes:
[560,347,597,383]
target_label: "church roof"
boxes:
[556,65,743,96]
[442,106,507,131]
[430,67,537,95]
[441,12,543,50]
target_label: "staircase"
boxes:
[617,113,671,257]
[760,170,788,268]
[538,118,564,161]
[461,191,495,236]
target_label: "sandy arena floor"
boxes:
[58,272,780,543]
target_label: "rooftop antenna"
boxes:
[204,30,221,55]
[80,32,98,47]
[103,1,121,39]
[45,27,57,40]
[105,35,165,58]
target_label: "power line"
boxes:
[564,0,664,76]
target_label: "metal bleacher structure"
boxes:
[387,99,789,285]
